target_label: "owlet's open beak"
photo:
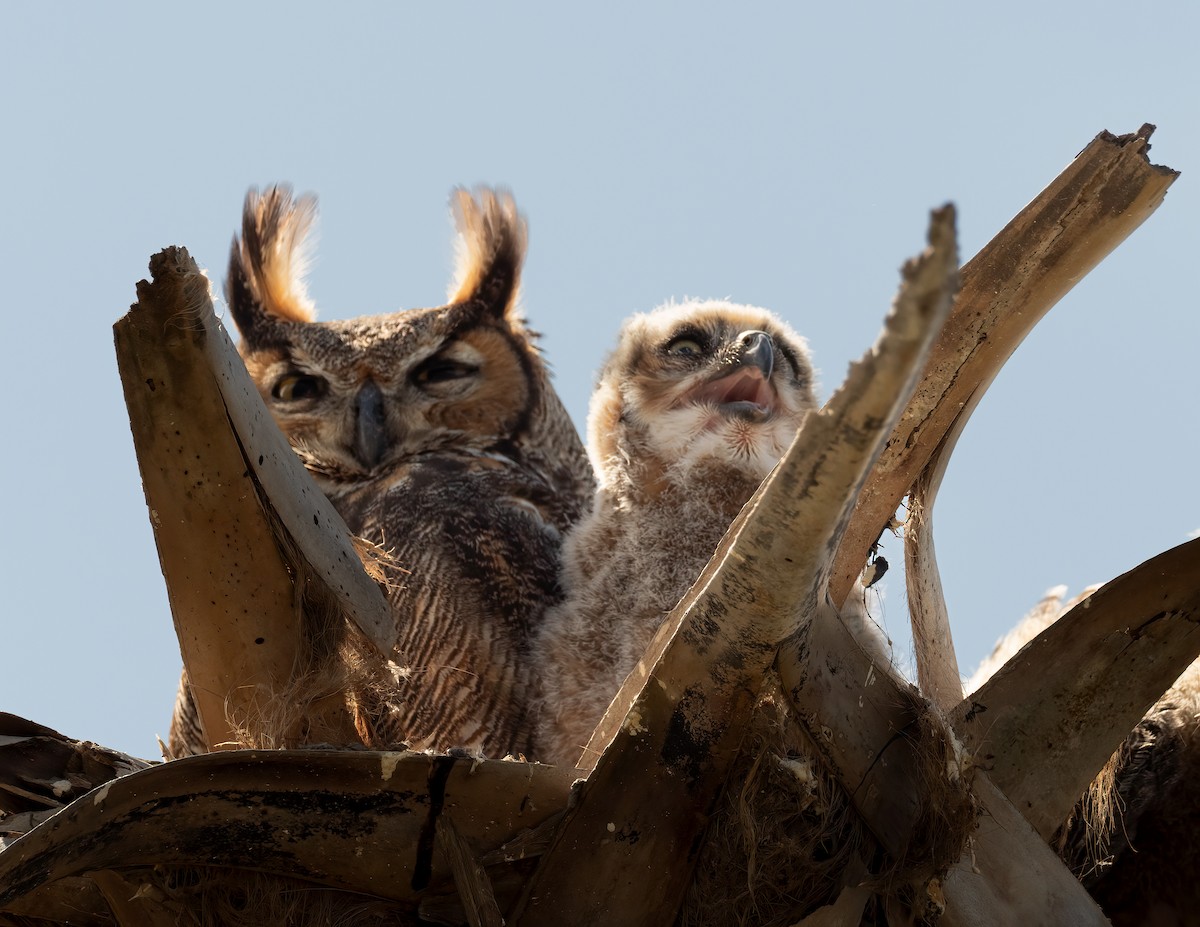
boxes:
[690,330,778,420]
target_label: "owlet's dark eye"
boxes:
[413,358,479,386]
[665,336,704,357]
[272,372,327,402]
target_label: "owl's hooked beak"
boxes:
[353,381,389,469]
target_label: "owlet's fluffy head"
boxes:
[589,300,817,492]
[226,185,581,497]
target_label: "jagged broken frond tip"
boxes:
[129,247,215,333]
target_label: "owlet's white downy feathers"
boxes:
[533,300,820,767]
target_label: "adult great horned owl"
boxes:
[169,186,592,759]
[534,300,819,767]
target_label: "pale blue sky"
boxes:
[2,3,1196,757]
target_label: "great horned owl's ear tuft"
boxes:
[447,187,527,320]
[227,185,318,344]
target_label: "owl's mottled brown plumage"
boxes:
[534,300,819,767]
[169,186,592,759]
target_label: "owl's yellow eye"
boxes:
[272,372,326,402]
[413,358,479,386]
[665,336,704,357]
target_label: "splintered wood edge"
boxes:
[952,537,1200,840]
[515,208,957,927]
[830,125,1180,606]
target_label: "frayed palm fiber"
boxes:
[680,679,976,927]
[208,536,406,753]
[875,700,977,926]
[680,691,866,927]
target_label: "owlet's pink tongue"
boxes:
[692,369,775,410]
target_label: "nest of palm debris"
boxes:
[681,679,976,927]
